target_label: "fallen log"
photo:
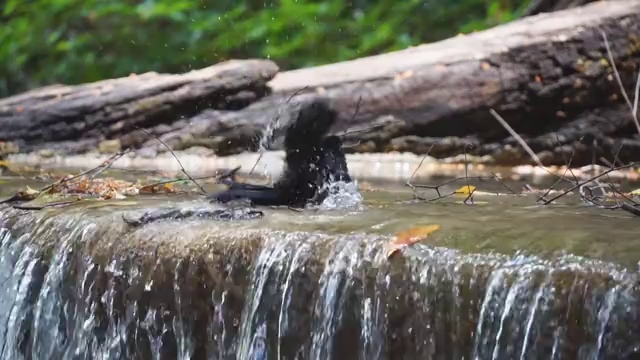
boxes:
[135,0,640,165]
[0,59,279,154]
[523,0,601,16]
[1,1,640,166]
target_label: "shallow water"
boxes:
[1,172,639,268]
[0,172,639,359]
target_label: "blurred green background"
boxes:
[0,0,531,97]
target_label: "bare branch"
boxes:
[134,126,206,194]
[13,199,81,211]
[600,29,640,136]
[542,161,640,205]
[489,108,544,168]
[38,150,129,194]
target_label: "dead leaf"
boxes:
[481,61,491,70]
[454,185,476,195]
[535,75,542,83]
[630,188,640,196]
[386,224,441,259]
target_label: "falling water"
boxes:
[0,204,639,359]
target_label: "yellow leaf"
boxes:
[454,185,476,195]
[630,188,640,195]
[386,224,441,259]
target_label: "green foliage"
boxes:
[0,0,529,97]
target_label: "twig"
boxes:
[134,126,206,194]
[248,153,264,177]
[542,162,640,205]
[139,167,241,189]
[600,29,640,136]
[489,108,544,167]
[463,187,477,205]
[13,199,81,211]
[634,69,640,122]
[89,149,131,179]
[38,150,128,194]
[489,108,575,185]
[488,172,518,195]
[536,139,577,203]
[406,145,435,190]
[339,119,403,137]
[410,175,517,202]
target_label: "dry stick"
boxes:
[38,150,128,194]
[601,144,640,206]
[556,133,581,185]
[140,167,241,189]
[488,172,518,195]
[338,96,366,147]
[412,175,517,201]
[601,30,640,136]
[489,109,544,167]
[13,199,82,211]
[542,161,640,205]
[536,167,572,203]
[489,108,574,184]
[536,139,578,203]
[405,143,516,197]
[406,145,436,200]
[633,69,640,120]
[133,126,206,194]
[89,149,131,180]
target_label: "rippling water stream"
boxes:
[0,174,638,359]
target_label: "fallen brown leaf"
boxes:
[386,224,441,259]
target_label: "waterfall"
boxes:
[0,205,639,359]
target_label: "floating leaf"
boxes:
[454,185,476,195]
[386,224,441,259]
[630,188,640,196]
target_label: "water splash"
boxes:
[317,180,364,211]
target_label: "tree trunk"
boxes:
[1,1,639,166]
[0,60,279,154]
